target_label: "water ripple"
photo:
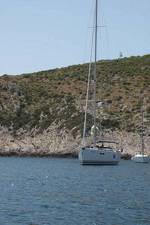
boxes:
[0,158,149,225]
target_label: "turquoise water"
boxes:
[0,157,149,225]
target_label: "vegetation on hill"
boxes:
[0,55,149,138]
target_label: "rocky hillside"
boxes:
[0,55,150,156]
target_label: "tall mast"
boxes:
[140,92,144,154]
[93,0,98,146]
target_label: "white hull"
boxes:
[131,154,149,163]
[79,147,121,165]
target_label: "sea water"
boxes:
[0,157,149,225]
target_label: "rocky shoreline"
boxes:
[0,125,149,160]
[0,148,132,160]
[0,149,78,158]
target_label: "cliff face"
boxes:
[0,55,150,155]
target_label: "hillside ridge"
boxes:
[0,54,150,156]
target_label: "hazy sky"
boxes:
[0,0,150,75]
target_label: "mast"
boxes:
[93,0,98,146]
[82,16,95,145]
[140,92,144,155]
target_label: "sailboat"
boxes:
[78,0,121,165]
[131,92,149,163]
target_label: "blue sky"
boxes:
[0,0,150,75]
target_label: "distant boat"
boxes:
[131,154,149,163]
[78,0,121,165]
[131,92,149,163]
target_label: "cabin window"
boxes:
[113,155,116,158]
[100,152,104,155]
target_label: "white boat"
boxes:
[131,92,149,163]
[79,141,121,165]
[79,0,121,165]
[131,154,149,163]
